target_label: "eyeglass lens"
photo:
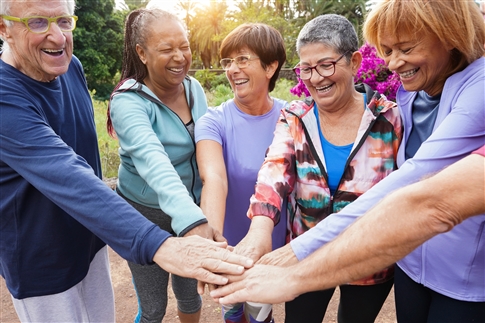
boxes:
[220,56,250,70]
[297,63,335,80]
[28,16,75,32]
[295,52,348,80]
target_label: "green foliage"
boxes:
[205,77,297,107]
[188,1,228,68]
[271,78,298,103]
[183,0,369,68]
[194,70,228,91]
[223,3,296,67]
[206,84,233,107]
[92,95,120,178]
[124,0,149,10]
[194,69,217,90]
[325,0,368,44]
[74,0,124,100]
[212,73,230,89]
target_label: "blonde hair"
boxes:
[364,0,485,75]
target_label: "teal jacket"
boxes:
[110,76,208,236]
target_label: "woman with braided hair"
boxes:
[107,8,222,323]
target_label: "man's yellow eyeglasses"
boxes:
[1,15,78,34]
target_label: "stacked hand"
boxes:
[166,216,300,302]
[154,235,253,288]
[210,264,299,304]
[210,243,299,303]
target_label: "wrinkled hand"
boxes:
[233,216,274,262]
[257,243,298,267]
[210,264,299,304]
[197,278,222,296]
[154,236,253,287]
[185,223,227,295]
[184,222,226,242]
[233,233,271,263]
[197,244,234,295]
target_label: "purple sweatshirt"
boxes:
[195,98,288,248]
[290,57,485,301]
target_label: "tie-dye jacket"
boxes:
[248,84,402,285]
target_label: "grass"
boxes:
[92,78,299,178]
[92,97,120,178]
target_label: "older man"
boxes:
[0,1,251,322]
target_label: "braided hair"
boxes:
[107,8,183,137]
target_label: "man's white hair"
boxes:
[1,0,76,16]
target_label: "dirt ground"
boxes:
[0,247,397,323]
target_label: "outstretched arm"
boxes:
[195,139,228,238]
[211,151,485,304]
[295,152,485,290]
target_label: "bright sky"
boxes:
[147,0,238,15]
[148,0,213,9]
[115,0,236,15]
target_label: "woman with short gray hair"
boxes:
[245,14,402,323]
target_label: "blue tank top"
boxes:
[405,91,441,160]
[314,106,353,195]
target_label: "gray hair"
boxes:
[296,14,358,62]
[1,0,76,50]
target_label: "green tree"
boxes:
[292,0,367,45]
[123,0,149,10]
[73,0,124,99]
[224,1,295,66]
[329,0,368,44]
[177,0,199,28]
[176,0,205,67]
[189,1,228,68]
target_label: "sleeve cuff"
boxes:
[178,218,208,237]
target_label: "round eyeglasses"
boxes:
[220,55,260,70]
[1,15,78,34]
[293,51,349,80]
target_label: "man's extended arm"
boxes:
[212,151,485,304]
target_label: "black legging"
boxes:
[285,278,394,323]
[394,265,485,323]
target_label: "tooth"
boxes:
[400,68,417,78]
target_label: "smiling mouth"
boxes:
[399,68,419,79]
[168,67,184,73]
[315,83,333,92]
[42,49,64,56]
[234,79,249,85]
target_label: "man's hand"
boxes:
[210,264,300,304]
[183,223,228,294]
[184,222,226,242]
[257,243,298,267]
[153,236,253,286]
